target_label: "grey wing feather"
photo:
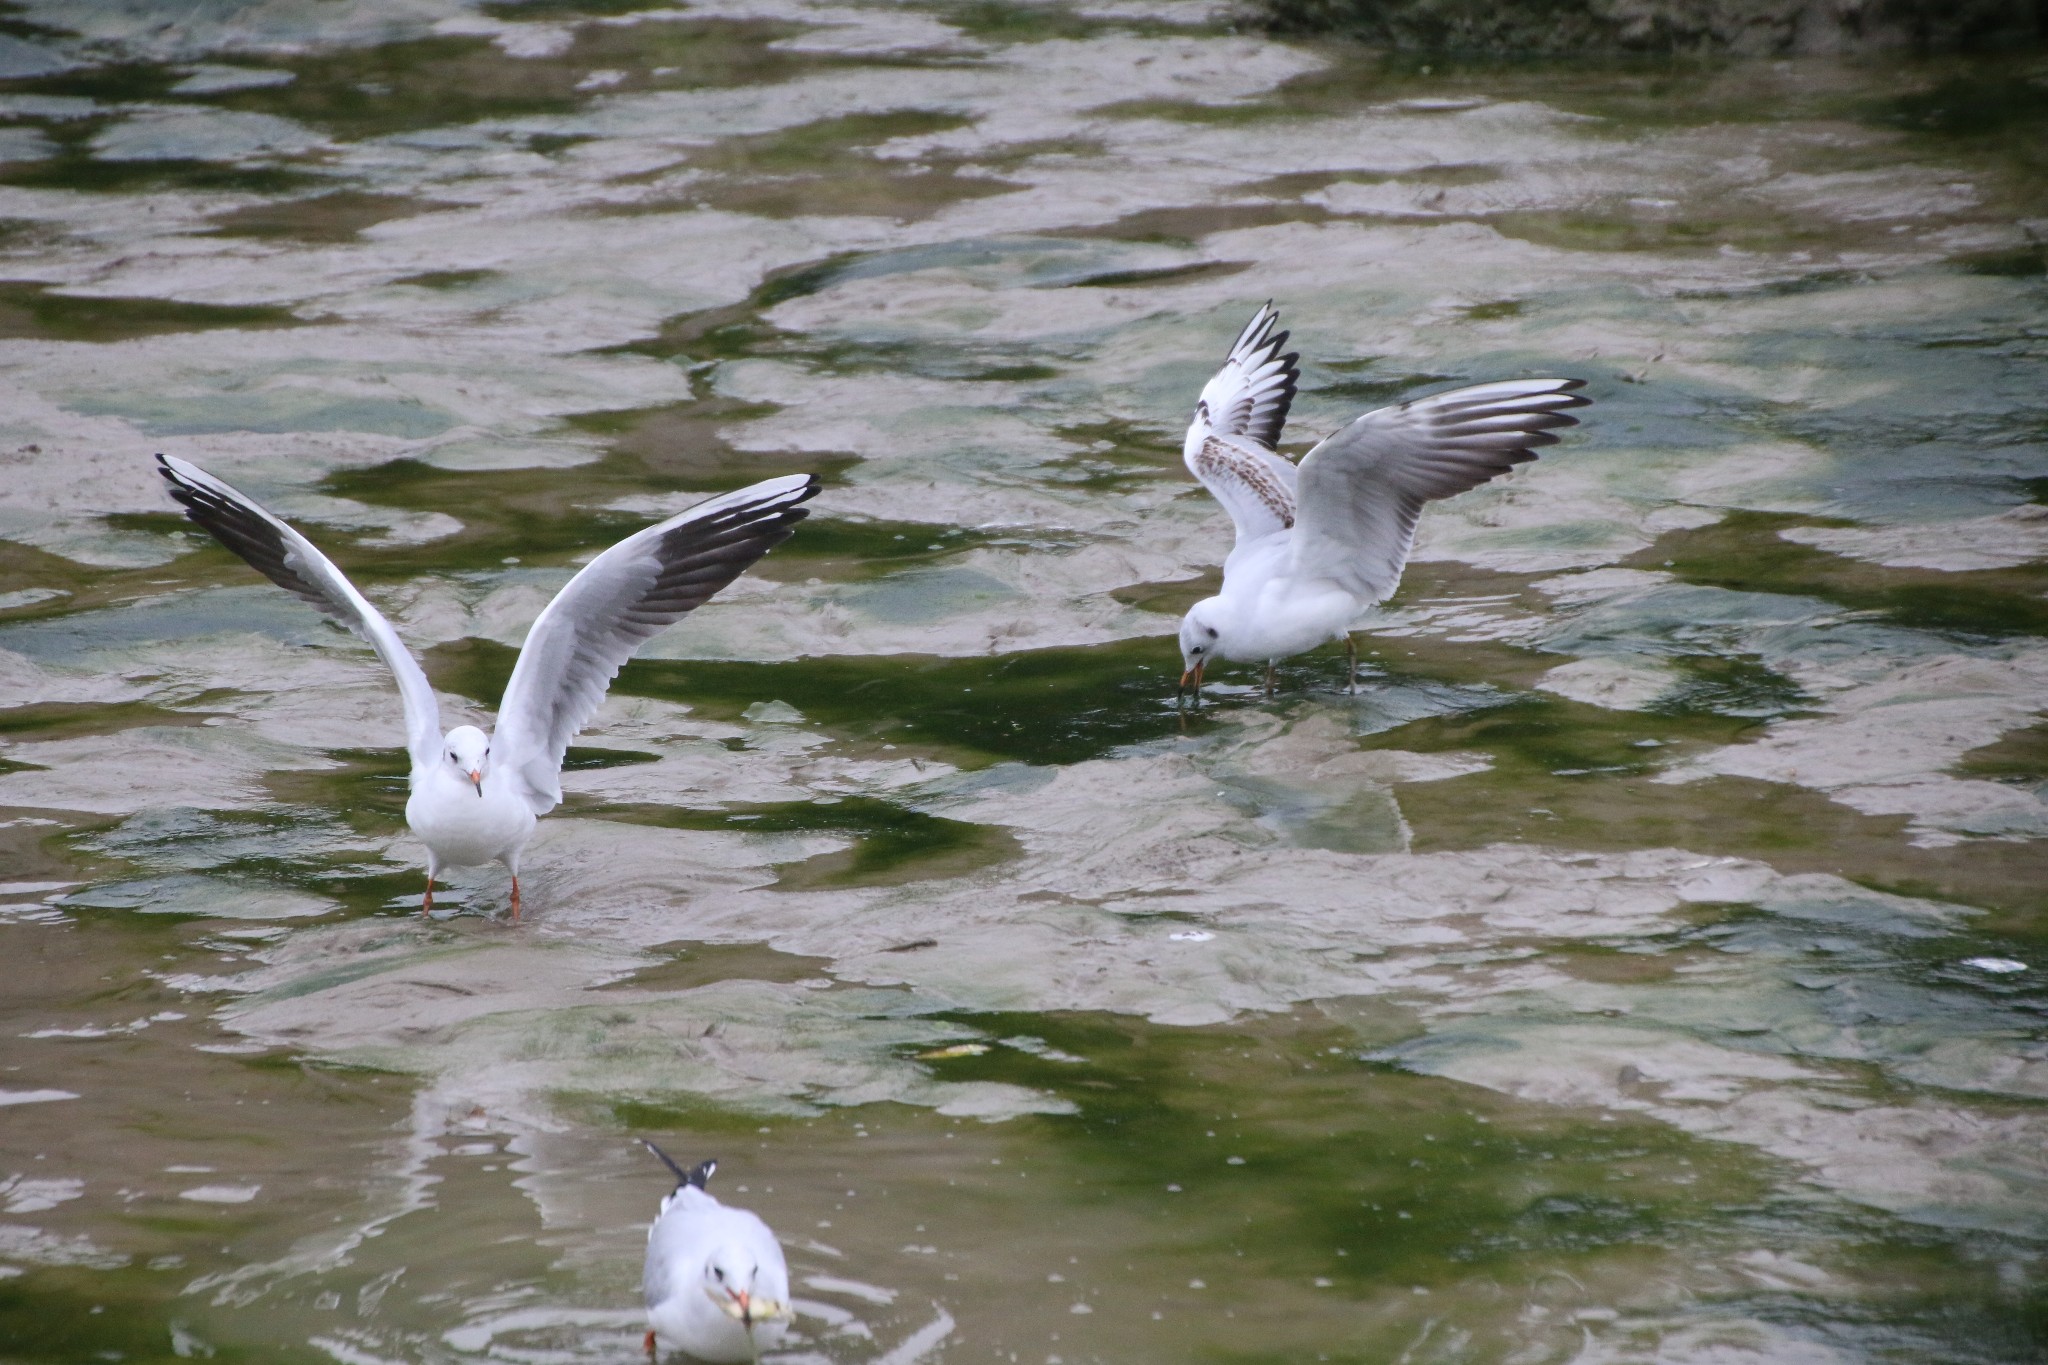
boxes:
[495,474,819,814]
[155,454,444,770]
[1292,378,1588,603]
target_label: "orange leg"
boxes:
[422,875,434,917]
[644,1329,657,1361]
[510,876,521,922]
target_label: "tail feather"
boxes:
[640,1139,716,1191]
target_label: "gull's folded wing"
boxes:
[156,454,444,771]
[494,474,819,815]
[1292,378,1589,604]
[1182,302,1302,546]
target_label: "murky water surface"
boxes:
[1,2,2046,1361]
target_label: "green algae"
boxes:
[201,35,580,140]
[590,793,1019,888]
[1492,204,1823,256]
[581,1002,2048,1362]
[1877,69,2048,140]
[314,456,680,578]
[609,1091,807,1134]
[0,1271,330,1365]
[693,109,972,176]
[779,332,1064,384]
[0,538,194,623]
[67,803,396,922]
[1391,711,2048,923]
[1958,719,2048,790]
[1651,653,1814,720]
[940,1,1119,42]
[180,19,825,142]
[560,400,850,489]
[568,15,837,89]
[0,699,207,741]
[307,446,873,584]
[595,940,835,994]
[613,639,1187,768]
[0,149,320,196]
[204,191,456,244]
[0,282,303,341]
[1067,199,1333,245]
[666,165,1014,222]
[901,1008,1807,1351]
[1635,511,2048,640]
[478,0,680,17]
[0,61,179,105]
[392,267,501,290]
[1459,297,1524,320]
[1959,244,2048,277]
[1065,260,1250,289]
[426,634,1188,768]
[1090,94,1313,127]
[1306,370,1461,408]
[1048,417,1184,495]
[750,518,999,581]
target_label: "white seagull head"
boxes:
[1178,597,1226,691]
[441,725,491,796]
[701,1242,786,1329]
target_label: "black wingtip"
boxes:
[641,1139,716,1190]
[154,453,221,524]
[155,452,189,496]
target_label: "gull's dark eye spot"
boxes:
[1206,626,1218,639]
[713,1267,725,1281]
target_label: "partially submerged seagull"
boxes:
[1176,304,1588,700]
[157,455,818,917]
[640,1140,793,1364]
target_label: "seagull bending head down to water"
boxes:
[1177,304,1588,700]
[639,1140,792,1364]
[157,455,818,917]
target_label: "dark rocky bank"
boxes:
[1253,0,2048,54]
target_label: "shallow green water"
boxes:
[0,3,2045,1363]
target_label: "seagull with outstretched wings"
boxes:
[158,455,818,916]
[1176,304,1588,700]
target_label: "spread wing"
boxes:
[494,474,819,815]
[1293,378,1588,604]
[1182,303,1302,546]
[1197,302,1299,448]
[156,454,443,771]
[1186,432,1299,547]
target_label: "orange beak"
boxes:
[468,768,482,797]
[1179,660,1205,692]
[733,1289,752,1326]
